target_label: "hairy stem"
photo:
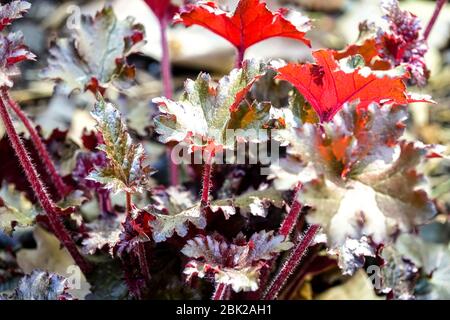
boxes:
[201,151,214,208]
[137,242,152,286]
[125,192,132,218]
[212,283,229,300]
[279,183,303,237]
[160,18,178,186]
[263,224,320,300]
[235,46,245,68]
[126,192,151,288]
[2,91,68,198]
[424,0,448,40]
[0,94,91,274]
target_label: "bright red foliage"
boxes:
[175,0,311,54]
[333,39,391,71]
[276,49,418,122]
[144,0,179,23]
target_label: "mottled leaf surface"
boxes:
[87,99,155,194]
[1,270,73,300]
[153,60,269,151]
[0,1,35,88]
[149,187,205,243]
[42,7,144,94]
[182,231,292,292]
[0,1,30,31]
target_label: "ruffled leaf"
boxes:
[0,1,30,31]
[153,59,269,152]
[0,30,35,88]
[275,50,424,122]
[147,187,205,243]
[391,234,450,300]
[150,204,206,243]
[0,183,36,236]
[271,103,436,273]
[211,188,285,218]
[175,0,310,52]
[42,7,145,95]
[1,270,73,300]
[82,214,126,255]
[87,98,155,194]
[181,231,292,292]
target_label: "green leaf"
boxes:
[150,204,206,243]
[181,231,292,293]
[0,183,36,235]
[87,98,155,194]
[42,6,144,95]
[300,141,435,248]
[85,256,129,300]
[271,103,435,274]
[211,188,285,218]
[82,214,126,255]
[88,99,154,193]
[393,234,450,300]
[153,59,270,151]
[1,270,73,300]
[149,187,206,243]
[379,242,417,300]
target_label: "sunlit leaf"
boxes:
[175,0,310,53]
[153,59,269,152]
[275,50,425,122]
[1,270,73,300]
[42,7,145,95]
[0,1,30,31]
[87,98,155,194]
[182,231,292,292]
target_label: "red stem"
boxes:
[424,0,448,40]
[3,91,68,198]
[126,192,151,287]
[263,224,320,300]
[137,242,151,286]
[126,192,132,218]
[160,18,178,186]
[0,93,91,275]
[279,183,303,237]
[235,46,245,68]
[212,283,229,300]
[201,151,214,208]
[160,19,174,100]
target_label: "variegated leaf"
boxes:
[0,183,36,235]
[181,231,292,292]
[153,60,271,152]
[87,98,155,194]
[42,7,144,95]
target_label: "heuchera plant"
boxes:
[0,0,448,300]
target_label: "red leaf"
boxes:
[175,0,311,53]
[144,0,179,23]
[333,39,391,71]
[275,49,419,122]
